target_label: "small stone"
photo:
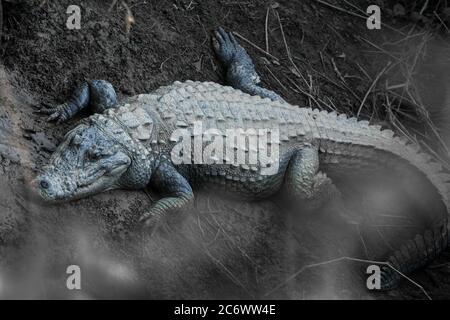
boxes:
[31,132,56,152]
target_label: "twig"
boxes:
[319,51,326,69]
[375,226,394,251]
[210,214,257,267]
[286,77,322,109]
[265,256,431,300]
[420,0,429,15]
[197,214,206,238]
[357,62,391,118]
[381,32,427,46]
[358,36,403,62]
[386,83,406,90]
[108,0,119,12]
[342,0,366,15]
[159,56,171,71]
[330,57,347,84]
[265,65,288,91]
[203,246,253,297]
[355,224,369,259]
[313,0,406,36]
[265,6,271,53]
[379,214,412,220]
[232,32,280,62]
[356,62,372,81]
[434,11,450,33]
[39,0,49,8]
[143,189,155,202]
[274,9,312,93]
[330,58,362,103]
[370,224,416,228]
[429,262,450,269]
[274,10,299,75]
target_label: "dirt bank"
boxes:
[1,0,450,299]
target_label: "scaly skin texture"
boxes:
[34,28,450,290]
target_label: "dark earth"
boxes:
[1,0,450,299]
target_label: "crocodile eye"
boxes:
[87,148,102,160]
[72,134,82,146]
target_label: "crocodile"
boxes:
[33,27,450,290]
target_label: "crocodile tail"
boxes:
[380,223,449,290]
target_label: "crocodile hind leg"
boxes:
[38,80,117,123]
[284,145,341,212]
[212,27,285,102]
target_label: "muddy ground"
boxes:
[0,0,450,299]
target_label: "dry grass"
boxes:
[265,256,432,300]
[239,1,450,170]
[221,2,450,298]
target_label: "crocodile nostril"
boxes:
[40,179,50,190]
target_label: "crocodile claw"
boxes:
[212,26,245,65]
[36,103,70,124]
[212,27,261,87]
[139,210,164,236]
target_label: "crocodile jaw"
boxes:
[34,155,131,202]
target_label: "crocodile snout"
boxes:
[33,171,77,202]
[34,175,58,201]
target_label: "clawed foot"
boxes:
[313,172,341,201]
[35,102,71,124]
[303,172,342,212]
[212,27,260,85]
[139,210,164,237]
[212,27,242,65]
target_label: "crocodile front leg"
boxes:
[140,161,194,234]
[284,145,341,212]
[212,27,285,102]
[38,80,117,123]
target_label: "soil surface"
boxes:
[1,0,450,299]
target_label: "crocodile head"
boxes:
[33,119,133,202]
